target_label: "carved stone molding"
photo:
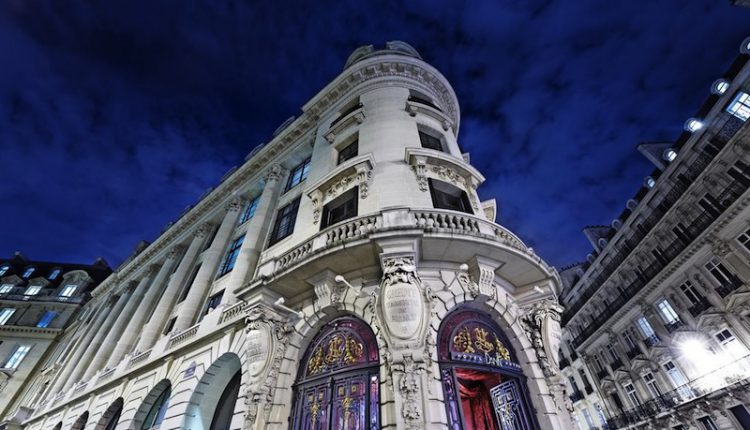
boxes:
[521,299,564,378]
[263,164,283,183]
[380,255,425,341]
[307,154,375,225]
[166,245,184,260]
[225,196,246,213]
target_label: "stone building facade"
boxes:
[559,39,750,430]
[0,253,111,425]
[7,42,571,430]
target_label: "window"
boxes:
[269,198,300,246]
[636,317,656,339]
[656,299,680,324]
[22,267,35,278]
[200,291,224,321]
[622,328,638,350]
[409,89,442,111]
[285,157,311,192]
[59,285,77,297]
[643,373,663,398]
[680,280,705,305]
[238,196,260,224]
[738,227,750,252]
[0,284,13,294]
[0,308,15,325]
[48,268,61,280]
[698,416,719,430]
[606,344,618,362]
[179,264,201,303]
[705,258,740,286]
[37,311,57,328]
[0,266,8,277]
[25,286,41,296]
[321,187,358,229]
[218,236,245,277]
[418,130,444,152]
[429,179,473,214]
[4,345,30,369]
[728,91,750,121]
[729,405,750,430]
[716,329,745,358]
[337,139,359,165]
[142,386,171,429]
[162,317,176,335]
[592,353,604,372]
[624,383,641,407]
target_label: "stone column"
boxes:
[224,165,284,303]
[690,270,724,309]
[711,237,750,282]
[173,197,244,331]
[135,224,211,351]
[50,300,112,394]
[76,290,131,382]
[84,281,138,375]
[105,266,158,367]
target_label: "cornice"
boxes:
[0,325,61,339]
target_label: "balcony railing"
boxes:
[688,299,711,317]
[562,120,743,327]
[607,353,750,429]
[643,335,661,348]
[570,390,584,403]
[626,348,642,360]
[665,320,684,333]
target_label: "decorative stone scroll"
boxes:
[307,154,375,224]
[380,255,424,340]
[520,299,563,377]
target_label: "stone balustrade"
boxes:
[166,324,199,350]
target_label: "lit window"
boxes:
[636,317,656,339]
[238,196,260,224]
[218,236,245,276]
[337,139,359,165]
[684,118,704,133]
[716,329,745,358]
[0,284,13,294]
[728,92,750,121]
[285,157,311,192]
[321,187,358,229]
[0,308,15,325]
[59,285,78,297]
[712,79,730,95]
[656,299,680,324]
[644,176,656,189]
[48,269,61,280]
[269,198,300,246]
[36,311,57,328]
[4,345,31,369]
[0,266,8,277]
[663,148,677,162]
[25,286,42,296]
[418,130,444,152]
[22,267,35,278]
[429,179,473,214]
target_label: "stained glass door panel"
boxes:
[331,375,368,430]
[297,382,331,430]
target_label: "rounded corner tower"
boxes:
[18,42,572,430]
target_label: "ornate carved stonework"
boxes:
[380,255,424,340]
[393,355,426,430]
[263,163,283,182]
[244,305,293,428]
[195,222,213,238]
[412,158,428,192]
[225,196,245,213]
[431,165,465,187]
[327,174,357,199]
[521,299,563,378]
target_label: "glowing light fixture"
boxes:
[663,148,677,162]
[684,118,704,133]
[712,79,730,95]
[741,37,750,55]
[644,176,656,189]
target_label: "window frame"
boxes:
[285,157,312,192]
[337,139,359,165]
[428,179,474,214]
[4,344,31,369]
[727,91,750,121]
[0,284,13,294]
[656,299,680,324]
[59,284,78,297]
[320,186,358,229]
[268,197,301,246]
[218,236,245,277]
[238,196,261,224]
[418,129,445,152]
[0,308,15,325]
[37,311,58,328]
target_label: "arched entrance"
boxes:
[96,398,123,430]
[438,309,537,430]
[51,422,62,430]
[71,411,89,430]
[132,380,171,430]
[291,316,380,429]
[183,353,242,430]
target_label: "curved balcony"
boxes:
[251,207,549,298]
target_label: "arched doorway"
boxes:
[133,380,172,430]
[51,422,62,430]
[291,316,380,429]
[438,309,537,430]
[71,411,89,430]
[183,353,242,430]
[96,398,123,430]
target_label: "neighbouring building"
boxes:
[6,42,572,430]
[559,38,750,429]
[0,253,111,424]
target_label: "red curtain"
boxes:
[456,369,500,430]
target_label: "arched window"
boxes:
[142,386,171,429]
[210,369,241,430]
[292,317,380,430]
[71,411,89,430]
[22,267,35,278]
[438,309,536,430]
[97,398,123,430]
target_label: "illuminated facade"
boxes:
[5,42,572,430]
[559,38,750,430]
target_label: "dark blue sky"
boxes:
[1,1,749,268]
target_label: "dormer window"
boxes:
[285,157,311,192]
[727,92,750,121]
[48,269,61,280]
[25,286,42,296]
[419,130,444,152]
[59,285,78,297]
[0,266,8,277]
[0,284,13,294]
[22,267,35,278]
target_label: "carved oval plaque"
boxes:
[247,325,271,377]
[382,281,423,339]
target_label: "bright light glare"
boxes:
[684,118,704,133]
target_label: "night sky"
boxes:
[2,1,750,269]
